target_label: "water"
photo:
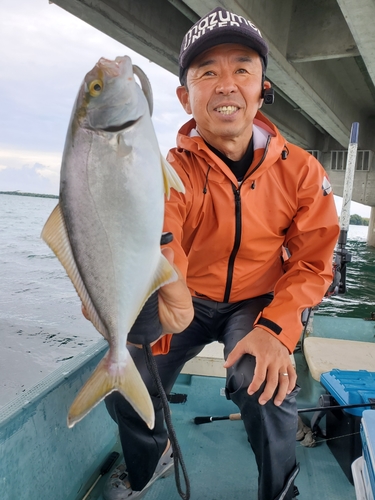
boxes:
[0,193,98,406]
[1,193,374,406]
[317,225,375,318]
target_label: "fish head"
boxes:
[74,56,148,131]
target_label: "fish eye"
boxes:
[88,79,103,97]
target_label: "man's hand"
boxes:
[224,327,297,406]
[158,247,194,333]
[82,247,194,344]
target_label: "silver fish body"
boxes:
[42,56,185,429]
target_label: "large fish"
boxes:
[41,56,185,429]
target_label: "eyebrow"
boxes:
[196,55,254,69]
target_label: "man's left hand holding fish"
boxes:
[82,246,194,346]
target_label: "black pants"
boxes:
[105,295,299,500]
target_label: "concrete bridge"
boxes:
[53,0,375,244]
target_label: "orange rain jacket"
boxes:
[154,111,339,355]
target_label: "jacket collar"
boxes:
[176,111,287,179]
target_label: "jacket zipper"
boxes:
[223,136,271,303]
[224,184,242,302]
[242,135,271,184]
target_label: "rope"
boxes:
[143,344,190,500]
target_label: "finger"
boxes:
[253,366,278,404]
[161,247,185,283]
[223,343,245,369]
[161,246,174,265]
[273,371,290,406]
[287,367,297,394]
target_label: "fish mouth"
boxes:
[102,117,140,132]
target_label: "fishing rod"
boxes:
[193,399,375,425]
[327,122,359,296]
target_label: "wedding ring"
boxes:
[280,372,289,376]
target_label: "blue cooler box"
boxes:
[361,410,375,500]
[320,370,375,484]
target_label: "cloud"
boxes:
[0,147,61,194]
[0,0,187,193]
[0,162,59,195]
[334,195,371,218]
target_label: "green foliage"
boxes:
[350,214,369,226]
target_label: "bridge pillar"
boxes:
[367,207,375,247]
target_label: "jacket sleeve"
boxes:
[253,159,340,353]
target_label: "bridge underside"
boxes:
[53,0,375,213]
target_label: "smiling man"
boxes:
[103,7,339,500]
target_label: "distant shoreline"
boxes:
[0,191,58,199]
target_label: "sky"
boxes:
[0,0,371,218]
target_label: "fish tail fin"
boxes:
[161,155,185,199]
[67,351,154,429]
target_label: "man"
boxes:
[103,7,340,500]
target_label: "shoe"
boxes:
[103,443,174,500]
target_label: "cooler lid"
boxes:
[320,369,375,416]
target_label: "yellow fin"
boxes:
[146,253,178,299]
[67,351,155,429]
[132,253,178,324]
[161,155,185,199]
[41,203,108,339]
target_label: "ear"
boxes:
[176,86,192,115]
[259,80,272,108]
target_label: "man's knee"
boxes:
[225,354,259,405]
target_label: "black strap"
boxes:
[143,344,190,500]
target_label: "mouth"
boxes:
[214,105,239,115]
[102,117,140,132]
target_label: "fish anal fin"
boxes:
[146,253,178,300]
[161,155,185,199]
[67,351,155,429]
[41,203,108,339]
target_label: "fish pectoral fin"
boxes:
[160,155,185,199]
[41,203,108,339]
[117,134,133,157]
[67,351,155,429]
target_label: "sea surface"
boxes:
[1,193,374,406]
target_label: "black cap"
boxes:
[179,7,269,84]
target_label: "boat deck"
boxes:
[3,313,373,500]
[85,356,356,500]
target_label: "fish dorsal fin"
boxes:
[161,155,185,199]
[133,64,153,116]
[41,203,109,340]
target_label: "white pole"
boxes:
[334,122,359,294]
[340,122,359,233]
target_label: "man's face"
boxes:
[177,44,268,149]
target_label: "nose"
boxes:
[215,71,237,94]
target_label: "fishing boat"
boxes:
[1,306,374,500]
[2,44,375,500]
[2,4,375,498]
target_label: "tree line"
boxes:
[350,214,369,226]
